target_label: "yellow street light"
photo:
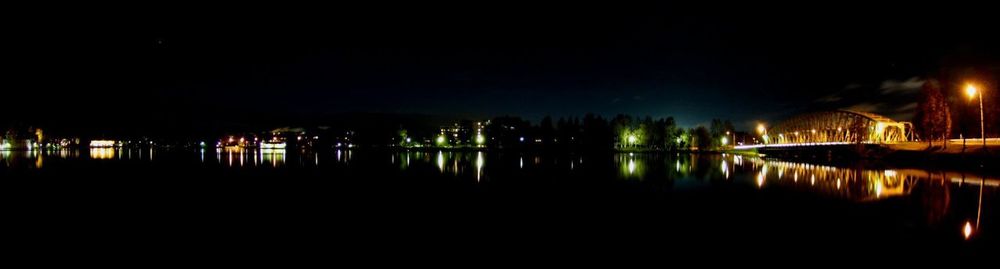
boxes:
[757,124,767,145]
[965,83,986,149]
[966,84,978,98]
[964,221,974,240]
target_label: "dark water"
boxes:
[3,148,997,260]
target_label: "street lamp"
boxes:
[966,84,986,150]
[757,124,767,145]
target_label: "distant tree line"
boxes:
[391,113,741,151]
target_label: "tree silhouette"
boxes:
[915,79,952,147]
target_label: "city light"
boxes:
[476,134,485,145]
[627,134,637,144]
[436,135,446,145]
[721,137,728,145]
[89,140,116,148]
[965,84,978,98]
[756,124,766,134]
[964,82,987,149]
[964,221,973,240]
[260,142,287,149]
[89,147,116,159]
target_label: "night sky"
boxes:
[8,6,999,136]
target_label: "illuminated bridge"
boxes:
[737,110,916,149]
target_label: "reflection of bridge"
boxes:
[736,110,915,149]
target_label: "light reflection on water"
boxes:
[3,149,996,240]
[215,147,289,167]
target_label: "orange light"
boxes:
[964,221,973,240]
[965,84,978,99]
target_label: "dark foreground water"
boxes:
[3,148,997,261]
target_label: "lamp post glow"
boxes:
[964,221,973,240]
[966,84,986,150]
[756,124,767,145]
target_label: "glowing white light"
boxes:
[965,84,978,98]
[964,221,974,239]
[437,151,445,171]
[476,152,484,181]
[90,140,116,148]
[260,142,286,149]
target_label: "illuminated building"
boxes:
[89,140,117,148]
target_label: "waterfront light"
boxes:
[260,142,287,149]
[436,135,446,145]
[721,137,728,145]
[476,134,485,145]
[964,83,987,149]
[964,221,973,239]
[627,134,637,144]
[756,124,766,134]
[90,140,116,148]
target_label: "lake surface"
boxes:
[3,148,997,259]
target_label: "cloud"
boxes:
[880,77,924,95]
[816,94,842,103]
[889,102,919,121]
[842,102,883,112]
[844,83,862,90]
[813,83,864,103]
[895,102,918,112]
[806,78,923,122]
